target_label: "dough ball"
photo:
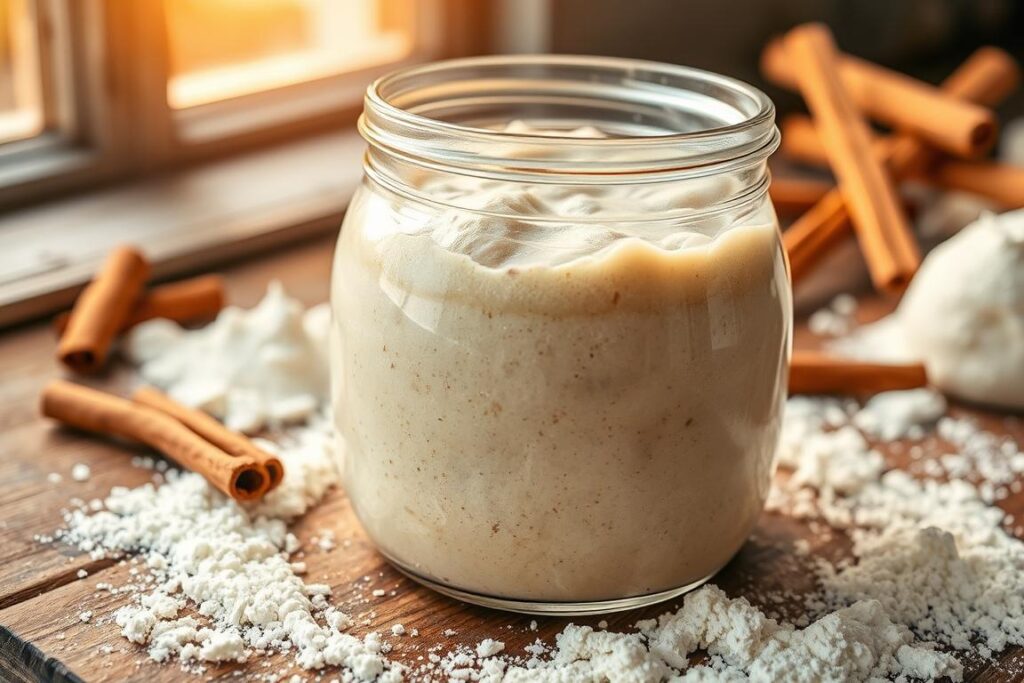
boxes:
[900,209,1024,410]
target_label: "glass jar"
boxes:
[331,55,789,615]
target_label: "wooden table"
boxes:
[1,234,1021,682]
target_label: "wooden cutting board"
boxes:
[1,234,1021,682]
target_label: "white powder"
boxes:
[852,388,946,441]
[58,424,404,679]
[76,569,88,579]
[475,639,504,658]
[421,586,956,682]
[831,209,1024,410]
[47,472,62,484]
[126,282,330,433]
[769,394,1024,665]
[52,280,1024,681]
[808,294,858,337]
[71,463,91,482]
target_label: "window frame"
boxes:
[0,0,488,208]
[0,0,128,208]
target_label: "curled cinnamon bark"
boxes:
[790,351,928,396]
[780,47,1020,286]
[132,386,284,492]
[785,23,920,294]
[55,275,226,336]
[769,175,832,215]
[57,247,150,373]
[762,33,998,158]
[40,381,270,501]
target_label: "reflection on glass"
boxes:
[0,0,43,144]
[165,0,416,109]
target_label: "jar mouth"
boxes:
[361,54,779,181]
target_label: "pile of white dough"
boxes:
[833,208,1024,411]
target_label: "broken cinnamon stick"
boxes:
[40,381,269,501]
[769,175,832,215]
[782,47,1019,285]
[132,386,284,492]
[762,33,998,158]
[789,351,928,395]
[57,246,150,373]
[785,23,920,294]
[54,275,226,336]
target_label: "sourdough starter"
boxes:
[331,171,789,602]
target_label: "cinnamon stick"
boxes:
[782,47,1019,285]
[789,351,928,395]
[57,246,150,373]
[762,33,998,158]
[781,114,884,168]
[785,23,920,294]
[928,160,1024,209]
[769,175,832,215]
[40,381,269,501]
[783,114,1024,209]
[132,386,284,491]
[54,275,226,336]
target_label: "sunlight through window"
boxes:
[0,0,43,144]
[165,0,416,109]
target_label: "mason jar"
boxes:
[331,55,789,614]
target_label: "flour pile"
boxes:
[126,282,331,433]
[409,586,959,681]
[59,425,404,681]
[770,395,1024,663]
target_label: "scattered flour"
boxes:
[126,282,331,433]
[474,639,504,659]
[852,389,947,441]
[71,463,91,482]
[768,393,1024,668]
[48,282,1024,682]
[808,294,858,337]
[58,424,404,679]
[54,390,1022,681]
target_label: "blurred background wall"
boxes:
[533,0,1024,118]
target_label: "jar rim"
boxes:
[360,54,779,181]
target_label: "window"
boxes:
[0,0,489,327]
[0,0,482,207]
[166,0,417,109]
[0,0,43,144]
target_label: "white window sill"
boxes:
[0,129,364,328]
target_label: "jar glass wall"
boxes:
[331,55,790,614]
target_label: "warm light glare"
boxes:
[165,0,415,109]
[0,0,44,144]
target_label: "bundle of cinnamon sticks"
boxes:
[41,381,283,501]
[46,245,286,501]
[769,24,1021,396]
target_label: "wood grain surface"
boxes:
[1,234,1021,682]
